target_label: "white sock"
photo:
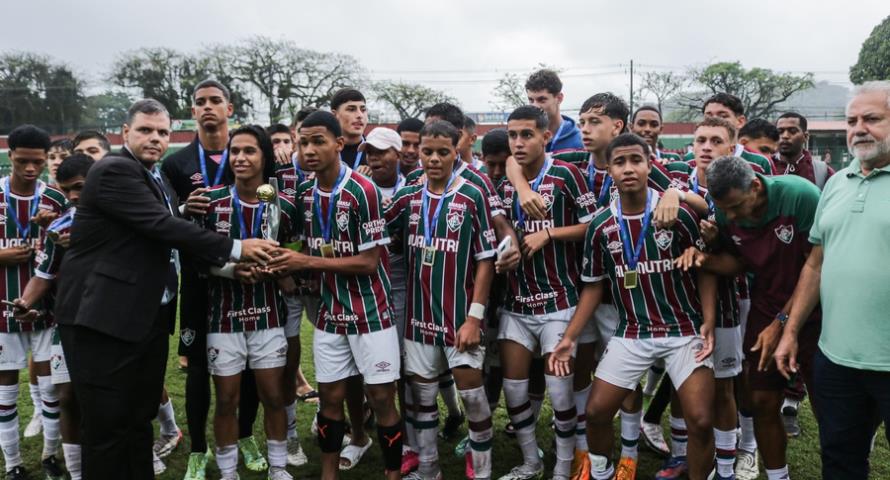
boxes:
[546,374,576,478]
[669,415,687,458]
[502,378,541,469]
[588,452,614,480]
[715,428,736,477]
[738,410,758,452]
[459,386,492,479]
[28,382,41,417]
[403,385,418,451]
[216,444,238,476]
[157,399,178,437]
[412,381,441,477]
[285,401,298,440]
[574,384,591,451]
[37,376,60,458]
[267,439,287,468]
[0,384,21,468]
[438,373,462,418]
[766,465,790,479]
[62,443,81,480]
[620,410,641,460]
[529,392,544,421]
[643,366,664,396]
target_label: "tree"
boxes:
[230,36,366,124]
[677,62,814,119]
[850,15,890,83]
[80,91,132,130]
[191,45,253,120]
[109,47,201,119]
[0,52,84,134]
[638,71,686,113]
[373,81,455,120]
[490,72,526,111]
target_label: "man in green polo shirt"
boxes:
[774,81,890,480]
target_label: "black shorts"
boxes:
[743,308,820,392]
[177,270,209,357]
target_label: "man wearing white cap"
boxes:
[362,128,405,200]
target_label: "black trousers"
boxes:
[59,303,172,480]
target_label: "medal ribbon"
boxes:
[313,165,348,243]
[230,186,266,240]
[616,189,653,276]
[3,177,43,240]
[198,142,228,188]
[515,156,553,229]
[422,173,456,247]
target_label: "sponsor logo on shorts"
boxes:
[208,347,220,364]
[180,328,196,347]
[774,224,794,244]
[276,346,287,357]
[374,361,391,372]
[720,357,737,368]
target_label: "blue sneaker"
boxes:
[655,456,688,480]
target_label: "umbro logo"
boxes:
[375,361,391,372]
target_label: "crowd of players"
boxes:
[0,68,885,480]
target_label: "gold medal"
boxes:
[623,269,638,289]
[422,246,436,266]
[320,243,335,258]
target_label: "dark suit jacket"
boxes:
[55,150,234,342]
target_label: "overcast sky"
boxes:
[3,0,887,115]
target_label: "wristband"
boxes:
[468,302,486,319]
[775,312,788,327]
[545,228,552,241]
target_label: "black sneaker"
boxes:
[439,413,465,440]
[5,466,26,480]
[42,456,67,480]
[782,405,801,438]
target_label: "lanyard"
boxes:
[690,169,715,214]
[230,186,265,240]
[515,156,553,229]
[587,155,612,206]
[422,174,456,247]
[313,165,348,243]
[547,118,569,152]
[341,137,366,169]
[616,189,653,273]
[198,142,227,188]
[48,206,75,234]
[2,177,42,240]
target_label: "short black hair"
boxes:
[776,112,808,132]
[193,79,231,102]
[397,117,424,134]
[8,125,51,151]
[425,102,465,130]
[299,111,342,137]
[632,105,662,123]
[223,125,277,185]
[463,115,476,134]
[738,118,779,142]
[420,120,460,147]
[481,128,510,157]
[507,105,549,131]
[525,69,562,95]
[606,133,650,162]
[330,88,366,111]
[265,123,291,136]
[580,93,629,131]
[55,153,95,183]
[50,138,73,152]
[72,130,111,153]
[703,93,744,117]
[126,98,169,125]
[293,106,318,127]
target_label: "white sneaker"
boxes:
[497,463,544,480]
[734,448,760,480]
[403,471,443,480]
[268,467,293,480]
[152,450,166,476]
[153,428,182,458]
[286,437,308,467]
[640,421,670,457]
[24,413,42,438]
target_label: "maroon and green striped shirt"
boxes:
[0,180,65,333]
[406,161,505,217]
[583,190,706,338]
[499,157,598,314]
[385,179,496,346]
[294,168,394,335]
[201,186,299,333]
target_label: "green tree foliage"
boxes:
[850,15,890,84]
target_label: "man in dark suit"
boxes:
[55,99,277,479]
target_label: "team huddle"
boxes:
[0,67,874,480]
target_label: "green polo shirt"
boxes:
[809,158,890,371]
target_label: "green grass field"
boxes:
[9,319,890,479]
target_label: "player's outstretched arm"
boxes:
[549,281,604,377]
[267,245,380,276]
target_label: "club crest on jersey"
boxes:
[654,229,673,251]
[180,328,196,347]
[540,192,554,210]
[207,347,220,364]
[446,210,463,232]
[336,210,349,231]
[775,224,794,244]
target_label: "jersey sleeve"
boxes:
[471,188,497,260]
[278,196,301,244]
[561,163,597,223]
[581,220,607,283]
[676,206,705,251]
[34,235,64,280]
[356,182,390,252]
[648,162,675,192]
[472,170,505,217]
[792,180,822,234]
[384,187,411,236]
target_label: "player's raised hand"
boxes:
[673,246,705,271]
[31,209,58,228]
[654,188,680,228]
[519,191,547,220]
[184,188,211,215]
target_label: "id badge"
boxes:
[320,243,335,258]
[422,246,436,266]
[623,269,638,289]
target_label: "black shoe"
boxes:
[42,456,66,480]
[5,466,26,480]
[439,413,465,440]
